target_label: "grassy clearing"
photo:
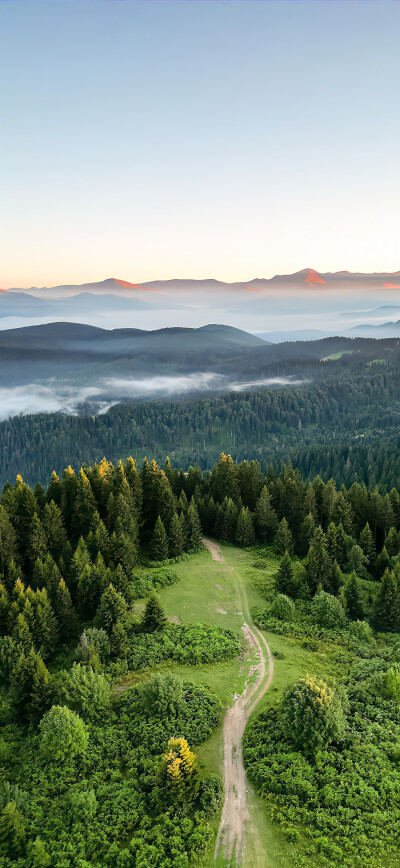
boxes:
[116,544,352,867]
[320,350,353,361]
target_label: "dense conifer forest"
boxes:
[1,452,400,865]
[1,351,400,491]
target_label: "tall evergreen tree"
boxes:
[236,507,255,547]
[142,592,167,633]
[275,517,294,556]
[344,572,365,620]
[374,569,400,632]
[255,486,278,543]
[168,512,184,558]
[151,516,168,561]
[275,552,298,598]
[97,584,127,633]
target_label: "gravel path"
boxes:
[202,539,274,866]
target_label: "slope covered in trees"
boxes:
[2,350,400,490]
[2,453,400,865]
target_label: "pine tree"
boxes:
[299,513,316,556]
[110,620,129,658]
[376,545,391,579]
[186,500,202,551]
[168,512,184,558]
[344,572,364,620]
[151,516,168,561]
[0,583,9,635]
[42,501,67,561]
[275,552,298,598]
[13,650,53,723]
[306,527,332,595]
[359,522,376,571]
[73,469,98,538]
[374,569,400,632]
[220,498,239,542]
[27,513,47,567]
[97,584,127,633]
[46,471,62,506]
[236,507,255,547]
[12,614,33,654]
[385,526,400,558]
[0,506,17,585]
[0,801,26,858]
[53,578,76,640]
[275,517,294,556]
[142,592,167,633]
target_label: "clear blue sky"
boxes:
[1,0,399,286]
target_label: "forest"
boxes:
[1,345,400,491]
[1,452,400,865]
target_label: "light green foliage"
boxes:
[142,672,183,717]
[281,675,346,756]
[39,705,88,763]
[271,593,296,621]
[60,663,110,718]
[311,591,347,630]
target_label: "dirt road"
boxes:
[202,539,274,866]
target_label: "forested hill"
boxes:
[1,358,400,491]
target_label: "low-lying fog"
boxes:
[0,374,308,421]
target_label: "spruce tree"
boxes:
[186,500,202,551]
[306,527,332,595]
[359,522,376,571]
[151,516,168,561]
[344,572,364,620]
[374,569,400,632]
[110,620,129,658]
[13,650,53,723]
[236,507,255,547]
[53,579,76,640]
[142,592,167,633]
[275,552,298,598]
[97,584,127,633]
[168,512,184,558]
[275,517,294,556]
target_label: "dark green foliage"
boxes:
[275,552,298,598]
[244,655,400,866]
[344,571,365,620]
[374,569,400,631]
[275,517,294,556]
[151,515,168,561]
[142,592,167,633]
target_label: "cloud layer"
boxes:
[0,374,307,421]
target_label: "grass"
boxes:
[116,543,352,867]
[320,350,353,361]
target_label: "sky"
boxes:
[1,0,399,288]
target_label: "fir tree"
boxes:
[168,512,184,558]
[236,507,255,547]
[374,569,400,632]
[275,552,298,598]
[142,592,167,633]
[275,517,294,556]
[359,522,376,571]
[13,650,53,723]
[306,526,332,595]
[53,578,76,640]
[97,584,127,633]
[151,516,168,561]
[110,620,129,658]
[186,500,202,551]
[344,572,365,620]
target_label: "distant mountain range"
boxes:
[4,269,400,297]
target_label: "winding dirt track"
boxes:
[202,539,274,866]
